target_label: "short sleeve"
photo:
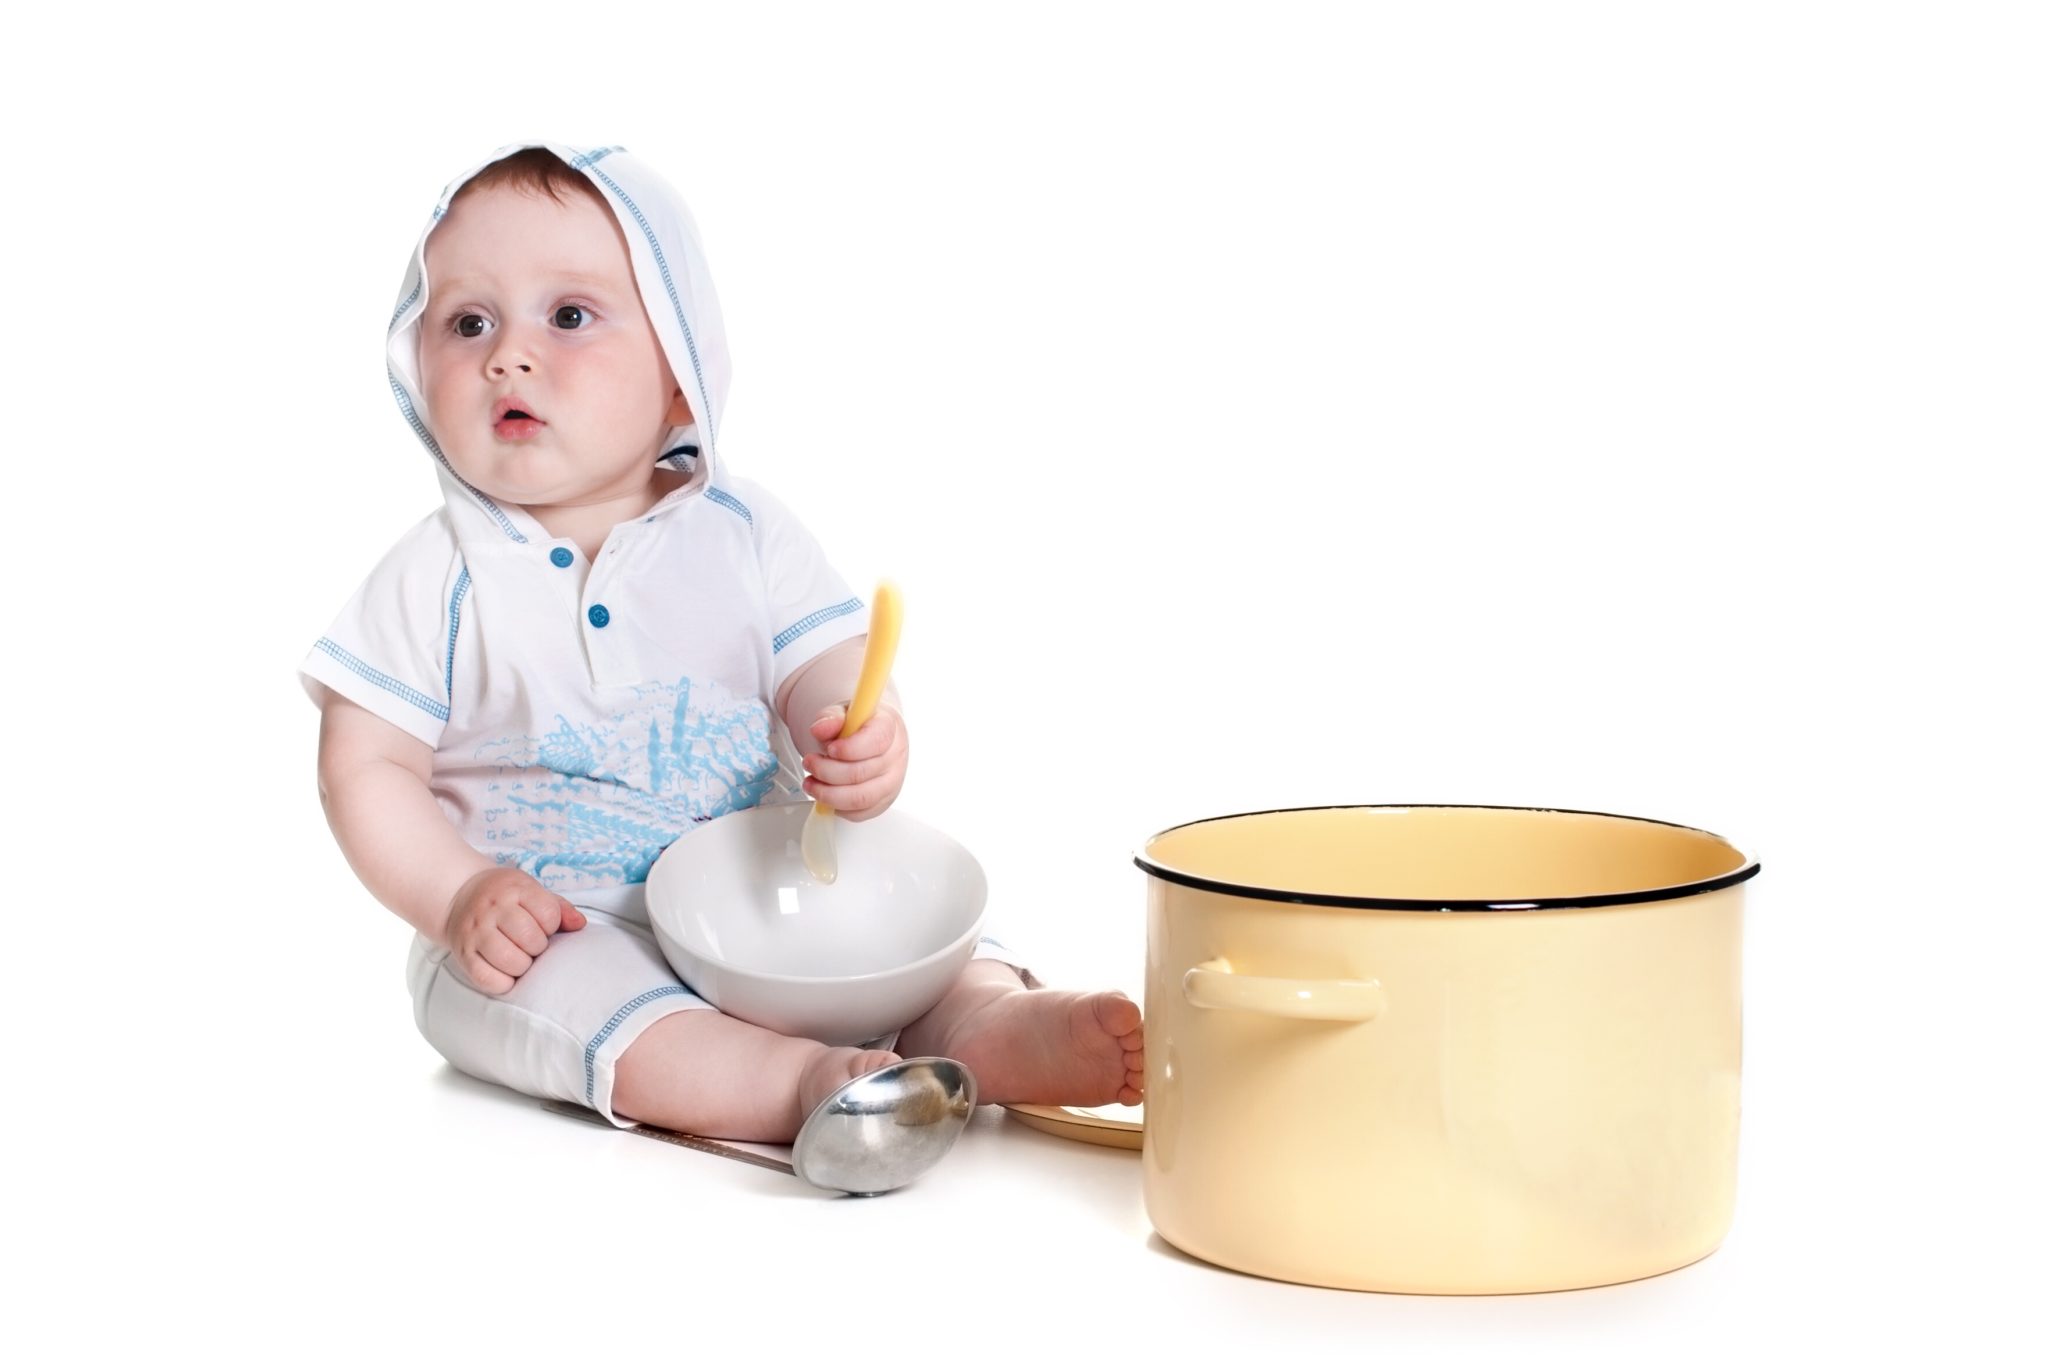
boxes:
[297,511,465,749]
[729,476,871,700]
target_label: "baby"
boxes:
[304,143,1142,1142]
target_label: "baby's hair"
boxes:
[449,147,609,214]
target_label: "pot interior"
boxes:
[1140,806,1751,904]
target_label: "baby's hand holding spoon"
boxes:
[800,581,903,883]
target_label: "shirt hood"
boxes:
[383,142,730,544]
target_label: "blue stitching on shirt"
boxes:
[584,985,692,1103]
[771,597,863,655]
[389,278,421,335]
[577,161,715,446]
[386,369,528,543]
[570,146,623,167]
[444,565,470,695]
[704,486,752,526]
[313,637,450,722]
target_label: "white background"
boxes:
[7,2,2042,1360]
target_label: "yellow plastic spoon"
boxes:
[800,581,904,884]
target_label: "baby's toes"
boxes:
[1092,993,1143,1041]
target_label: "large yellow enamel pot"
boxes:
[1136,805,1757,1295]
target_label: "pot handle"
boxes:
[1182,958,1385,1022]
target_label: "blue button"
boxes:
[550,547,573,568]
[588,604,610,628]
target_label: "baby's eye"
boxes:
[451,313,491,339]
[552,304,591,330]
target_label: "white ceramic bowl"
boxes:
[645,802,989,1046]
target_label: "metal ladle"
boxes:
[549,1055,977,1196]
[793,1056,977,1195]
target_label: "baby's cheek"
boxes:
[414,375,452,439]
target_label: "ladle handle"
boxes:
[1182,958,1385,1022]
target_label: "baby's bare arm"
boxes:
[315,686,494,947]
[774,635,902,756]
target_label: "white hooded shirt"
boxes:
[299,143,869,911]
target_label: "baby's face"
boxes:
[418,183,689,512]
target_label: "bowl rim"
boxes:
[647,804,991,985]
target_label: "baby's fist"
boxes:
[802,702,908,822]
[443,866,586,996]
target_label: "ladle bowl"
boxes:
[793,1057,978,1195]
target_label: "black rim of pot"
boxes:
[1132,803,1762,912]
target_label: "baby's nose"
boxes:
[485,327,535,376]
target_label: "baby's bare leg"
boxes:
[895,960,1145,1107]
[612,1010,898,1143]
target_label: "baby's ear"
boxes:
[664,387,693,425]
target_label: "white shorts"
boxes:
[406,900,1031,1127]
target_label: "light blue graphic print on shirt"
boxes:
[472,675,778,892]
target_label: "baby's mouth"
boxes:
[492,400,547,439]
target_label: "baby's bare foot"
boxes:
[797,1046,902,1117]
[944,991,1144,1107]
